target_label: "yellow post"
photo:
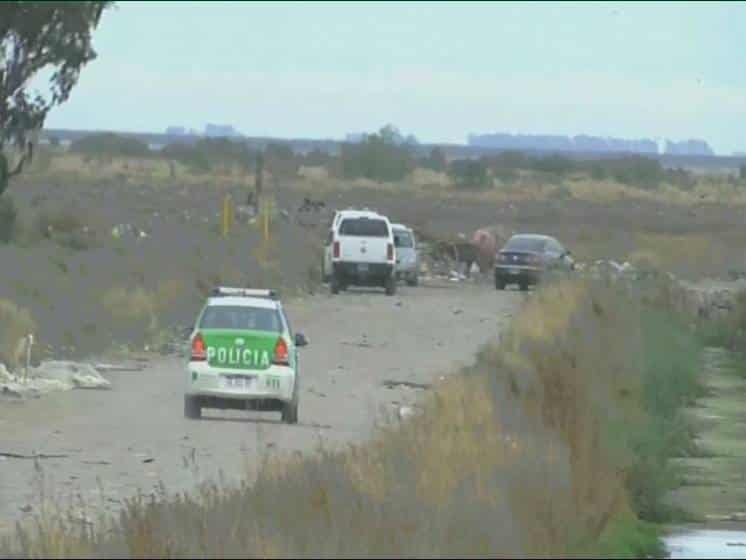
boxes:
[222,194,234,239]
[263,198,270,242]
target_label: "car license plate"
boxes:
[222,375,254,390]
[358,263,369,273]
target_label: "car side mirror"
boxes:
[295,333,309,347]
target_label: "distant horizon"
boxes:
[41,124,732,156]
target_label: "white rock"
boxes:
[398,406,415,420]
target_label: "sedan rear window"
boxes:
[504,236,547,252]
[338,218,389,237]
[200,305,282,332]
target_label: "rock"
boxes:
[29,361,112,391]
[398,406,415,420]
[0,363,12,383]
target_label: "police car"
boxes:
[184,287,308,423]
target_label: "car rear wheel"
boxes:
[184,396,201,419]
[406,274,419,287]
[282,380,299,424]
[385,275,397,296]
[519,281,530,292]
[495,274,505,290]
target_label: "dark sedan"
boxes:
[494,234,575,291]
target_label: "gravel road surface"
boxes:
[0,280,520,532]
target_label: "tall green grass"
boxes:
[626,306,703,521]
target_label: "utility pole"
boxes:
[255,150,264,205]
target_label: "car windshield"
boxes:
[393,230,413,248]
[199,305,282,332]
[504,237,547,252]
[338,217,389,237]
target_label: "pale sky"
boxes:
[40,1,746,154]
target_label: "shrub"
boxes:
[420,147,447,173]
[35,207,85,238]
[161,138,253,175]
[0,299,36,371]
[70,133,152,159]
[340,134,414,182]
[264,143,299,179]
[532,153,577,175]
[101,285,159,349]
[0,194,17,243]
[448,158,490,189]
[34,207,98,251]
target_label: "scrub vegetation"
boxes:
[1,276,703,557]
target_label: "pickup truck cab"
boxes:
[325,209,397,295]
[392,223,419,286]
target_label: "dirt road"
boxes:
[0,280,520,532]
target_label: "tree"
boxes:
[0,2,112,195]
[340,133,414,183]
[422,147,447,172]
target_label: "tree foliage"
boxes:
[449,158,490,189]
[70,132,151,159]
[161,138,253,174]
[340,132,414,183]
[421,147,447,172]
[0,1,112,194]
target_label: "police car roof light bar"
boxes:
[211,287,278,299]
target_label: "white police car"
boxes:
[184,287,308,423]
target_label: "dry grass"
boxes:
[628,233,714,272]
[101,285,159,335]
[3,278,679,558]
[23,152,256,191]
[23,152,746,211]
[0,298,35,371]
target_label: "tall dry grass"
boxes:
[0,299,36,371]
[3,277,695,558]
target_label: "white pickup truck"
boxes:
[322,209,397,295]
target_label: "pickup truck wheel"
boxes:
[385,275,397,296]
[184,396,201,419]
[406,274,418,287]
[495,276,505,291]
[330,273,340,295]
